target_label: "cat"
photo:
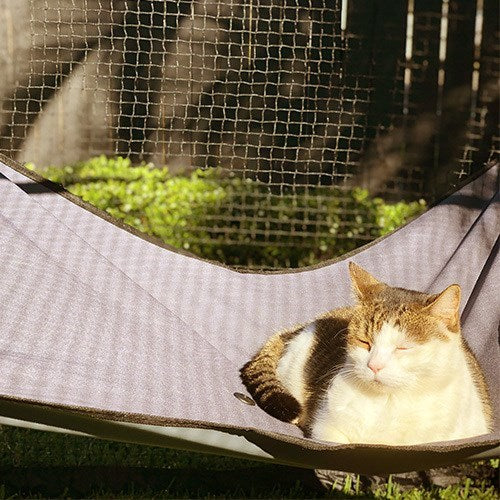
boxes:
[240,262,493,445]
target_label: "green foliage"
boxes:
[30,155,426,268]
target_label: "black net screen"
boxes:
[0,0,498,268]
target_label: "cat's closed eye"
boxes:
[241,262,493,446]
[357,339,371,349]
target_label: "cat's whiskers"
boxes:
[315,363,349,386]
[241,263,492,445]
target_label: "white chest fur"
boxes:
[311,343,489,445]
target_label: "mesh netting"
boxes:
[0,0,498,268]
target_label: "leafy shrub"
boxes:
[30,155,426,268]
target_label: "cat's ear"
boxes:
[423,284,461,332]
[348,262,385,300]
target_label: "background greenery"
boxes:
[6,157,494,498]
[32,155,426,269]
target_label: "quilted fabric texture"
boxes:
[0,156,498,473]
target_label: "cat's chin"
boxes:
[368,380,394,392]
[374,381,403,393]
[358,374,406,392]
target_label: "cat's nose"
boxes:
[367,360,384,374]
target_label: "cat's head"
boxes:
[345,262,462,392]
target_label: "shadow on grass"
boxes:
[0,465,330,499]
[1,428,497,498]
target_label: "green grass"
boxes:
[0,427,323,498]
[0,427,497,498]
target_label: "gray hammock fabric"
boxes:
[0,154,498,475]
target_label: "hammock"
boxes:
[0,154,498,475]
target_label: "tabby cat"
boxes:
[240,262,492,445]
